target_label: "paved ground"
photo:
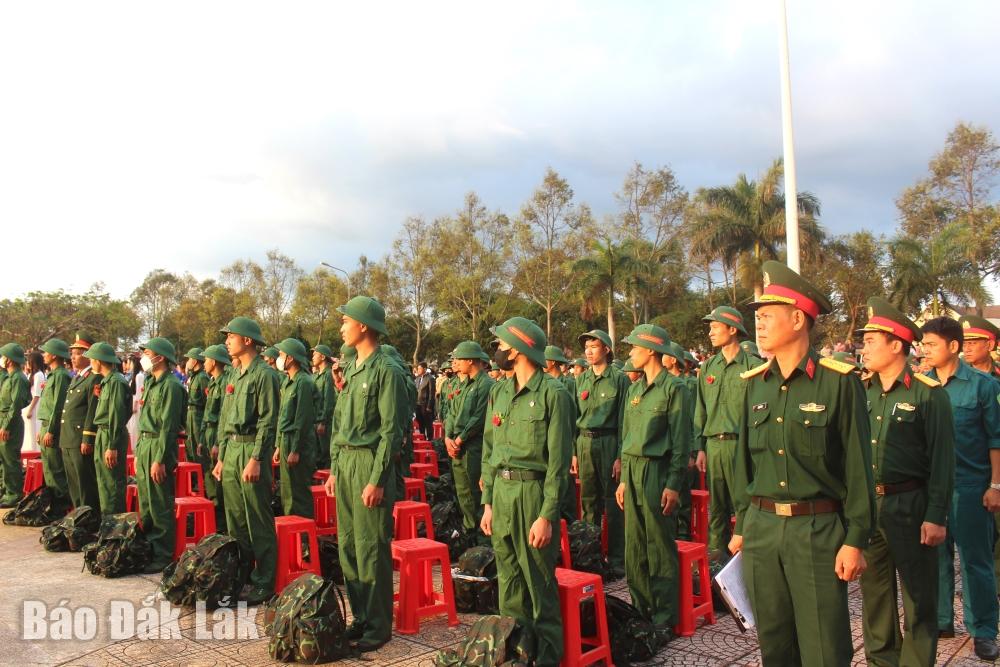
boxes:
[0,513,990,666]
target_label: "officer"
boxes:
[311,344,337,470]
[694,305,760,560]
[730,261,876,667]
[574,329,630,577]
[184,348,210,479]
[959,315,1000,379]
[37,338,72,500]
[445,341,494,539]
[212,317,281,605]
[0,344,31,507]
[856,297,955,666]
[273,338,317,517]
[481,317,573,667]
[83,342,131,514]
[201,344,231,526]
[135,337,186,573]
[614,325,690,639]
[60,335,101,510]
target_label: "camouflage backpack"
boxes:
[2,486,68,527]
[265,573,355,663]
[567,520,611,580]
[81,513,153,578]
[316,535,344,584]
[581,594,659,666]
[434,614,535,667]
[40,505,100,552]
[453,546,499,614]
[159,533,247,608]
[431,500,476,560]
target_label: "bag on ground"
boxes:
[265,572,355,663]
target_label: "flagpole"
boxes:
[778,0,800,272]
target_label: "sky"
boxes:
[1,1,998,301]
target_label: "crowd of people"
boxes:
[1,259,1000,666]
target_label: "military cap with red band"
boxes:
[959,314,1000,342]
[68,332,93,350]
[750,260,833,319]
[855,296,922,344]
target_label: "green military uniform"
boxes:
[330,298,408,647]
[378,344,415,505]
[59,336,100,510]
[184,349,213,500]
[274,338,317,518]
[0,344,31,506]
[447,341,494,536]
[545,344,578,523]
[439,369,458,425]
[85,343,132,515]
[694,306,761,559]
[732,261,876,667]
[663,341,698,543]
[201,344,231,526]
[218,318,281,602]
[482,317,573,667]
[37,339,72,499]
[619,326,690,630]
[856,298,955,666]
[311,345,337,471]
[575,329,630,572]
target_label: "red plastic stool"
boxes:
[690,490,709,545]
[177,443,186,463]
[313,468,330,483]
[409,462,435,479]
[674,540,716,637]
[393,501,434,540]
[174,461,205,498]
[174,496,217,559]
[560,518,571,569]
[433,421,443,439]
[126,484,139,512]
[391,538,459,634]
[311,485,337,536]
[412,438,432,451]
[126,455,135,477]
[555,567,613,667]
[22,460,44,495]
[412,449,439,476]
[403,477,427,502]
[21,450,41,465]
[274,516,322,593]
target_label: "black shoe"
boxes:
[346,623,365,640]
[939,629,956,639]
[352,636,390,652]
[141,562,167,574]
[975,638,999,661]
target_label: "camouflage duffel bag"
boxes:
[434,614,535,667]
[160,533,247,608]
[3,486,68,527]
[40,505,100,552]
[265,572,355,663]
[453,546,499,614]
[581,593,659,666]
[81,512,152,578]
[567,519,610,581]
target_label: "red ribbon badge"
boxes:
[581,390,589,400]
[492,414,502,427]
[93,385,102,398]
[226,384,235,394]
[706,375,716,385]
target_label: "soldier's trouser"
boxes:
[315,425,331,470]
[578,433,624,568]
[336,447,395,643]
[622,455,679,627]
[278,445,314,518]
[707,437,737,559]
[677,459,692,541]
[452,440,483,532]
[861,489,938,667]
[938,484,999,638]
[135,436,176,568]
[491,476,563,667]
[94,433,128,515]
[222,439,277,595]
[743,503,852,667]
[202,424,225,525]
[0,420,25,503]
[188,414,219,502]
[39,424,69,499]
[62,445,100,510]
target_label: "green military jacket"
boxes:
[38,365,71,443]
[620,369,691,492]
[278,370,318,457]
[574,364,631,457]
[313,367,336,433]
[0,369,31,431]
[137,371,186,464]
[60,368,99,449]
[694,347,761,453]
[866,366,955,526]
[220,355,280,462]
[330,347,408,488]
[447,371,494,447]
[481,369,574,522]
[201,369,229,450]
[186,370,209,438]
[732,349,877,549]
[94,371,132,455]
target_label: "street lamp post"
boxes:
[321,262,352,300]
[778,0,800,273]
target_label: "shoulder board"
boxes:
[913,373,940,388]
[740,362,770,380]
[818,357,855,375]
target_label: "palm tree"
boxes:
[572,238,643,350]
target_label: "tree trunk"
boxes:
[607,293,616,355]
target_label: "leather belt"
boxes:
[710,433,737,441]
[581,429,615,438]
[229,434,257,443]
[875,479,924,497]
[752,496,841,517]
[498,468,545,481]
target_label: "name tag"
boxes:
[752,402,768,412]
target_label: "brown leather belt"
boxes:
[875,479,924,497]
[752,496,841,517]
[710,433,737,441]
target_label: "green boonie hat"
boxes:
[959,314,1000,343]
[275,338,310,368]
[220,316,266,345]
[312,344,334,358]
[856,296,922,344]
[185,347,205,363]
[544,345,570,365]
[262,346,279,359]
[578,329,613,349]
[494,317,547,367]
[623,324,672,356]
[140,337,178,364]
[573,357,589,368]
[203,344,232,366]
[336,295,388,336]
[84,341,118,365]
[832,351,861,369]
[452,340,490,362]
[0,343,26,365]
[740,340,760,357]
[612,359,625,370]
[751,261,832,317]
[621,359,636,372]
[441,360,452,370]
[703,305,749,336]
[40,338,71,360]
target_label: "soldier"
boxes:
[959,315,1000,379]
[614,325,690,639]
[571,358,588,379]
[662,341,698,542]
[730,261,876,667]
[544,345,576,396]
[694,306,760,561]
[84,342,132,515]
[381,344,417,505]
[183,348,210,485]
[481,317,573,667]
[311,344,336,470]
[574,329,630,578]
[437,360,455,422]
[740,340,760,358]
[37,339,72,500]
[856,298,954,666]
[60,335,101,510]
[622,359,642,383]
[322,297,407,652]
[273,338,317,518]
[0,344,31,507]
[201,344,231,526]
[921,317,1000,659]
[212,317,281,604]
[261,346,280,370]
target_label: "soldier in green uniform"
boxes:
[60,335,101,510]
[574,329,630,577]
[0,344,32,507]
[694,306,760,560]
[37,339,72,500]
[662,341,698,542]
[183,348,210,494]
[273,338,317,517]
[261,346,279,370]
[445,341,494,539]
[201,344,231,526]
[740,340,760,358]
[856,298,954,666]
[571,358,588,379]
[730,261,876,667]
[84,342,132,515]
[481,317,573,667]
[381,344,417,505]
[544,345,576,396]
[438,361,456,423]
[212,317,281,604]
[135,337,186,573]
[323,297,408,652]
[622,359,641,383]
[613,325,689,637]
[311,344,336,470]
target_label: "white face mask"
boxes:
[0,357,6,369]
[139,355,154,373]
[276,354,287,372]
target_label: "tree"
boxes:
[572,236,643,350]
[381,216,440,365]
[821,232,888,339]
[130,269,183,338]
[0,286,141,350]
[289,268,348,346]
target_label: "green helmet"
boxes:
[544,345,570,365]
[262,346,279,360]
[339,344,356,362]
[275,338,310,368]
[219,316,266,345]
[0,343,26,366]
[740,340,760,357]
[336,296,388,336]
[84,341,119,365]
[702,306,749,337]
[312,344,334,358]
[494,317,547,367]
[40,338,71,360]
[662,341,685,361]
[185,347,205,363]
[140,337,177,364]
[203,344,232,366]
[578,329,613,349]
[572,357,589,369]
[620,359,635,372]
[623,324,672,356]
[452,340,489,362]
